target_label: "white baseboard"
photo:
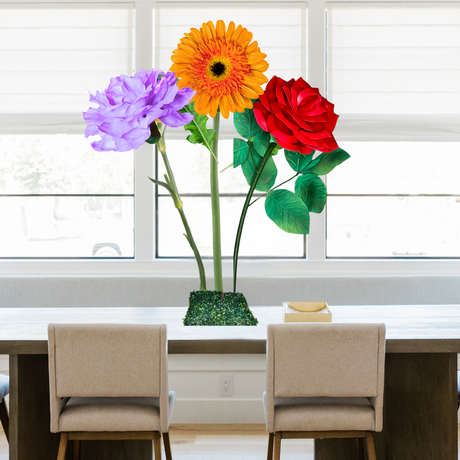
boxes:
[170,399,265,424]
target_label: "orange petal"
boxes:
[226,21,235,38]
[240,30,253,48]
[243,96,253,109]
[232,91,246,112]
[171,54,192,65]
[245,41,259,54]
[210,97,220,118]
[247,52,267,65]
[250,61,270,72]
[200,23,213,41]
[248,71,269,84]
[240,85,260,99]
[216,20,226,39]
[231,24,243,42]
[222,93,236,113]
[179,40,197,53]
[219,98,230,119]
[188,28,204,45]
[207,21,217,39]
[198,92,212,114]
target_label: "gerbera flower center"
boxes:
[207,58,230,80]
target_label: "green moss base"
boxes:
[183,290,258,326]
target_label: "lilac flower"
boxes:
[83,69,195,152]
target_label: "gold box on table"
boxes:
[283,302,332,322]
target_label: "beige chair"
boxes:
[48,324,175,460]
[264,323,386,460]
[0,374,9,443]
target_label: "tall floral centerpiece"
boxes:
[83,20,349,326]
[170,20,269,325]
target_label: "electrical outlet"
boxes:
[219,374,233,396]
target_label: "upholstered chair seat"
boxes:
[267,396,376,432]
[58,393,176,432]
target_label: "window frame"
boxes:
[0,0,459,276]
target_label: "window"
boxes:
[0,0,459,276]
[325,3,460,259]
[0,3,135,258]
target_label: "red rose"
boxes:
[253,76,339,155]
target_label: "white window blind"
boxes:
[0,3,134,114]
[326,2,460,115]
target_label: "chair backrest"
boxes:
[266,323,386,432]
[48,324,167,398]
[267,323,385,399]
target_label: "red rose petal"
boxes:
[298,88,321,109]
[275,77,288,105]
[259,77,278,112]
[278,138,314,155]
[271,101,298,130]
[298,104,326,116]
[286,107,314,132]
[253,101,269,132]
[282,79,295,109]
[267,113,298,144]
[298,129,331,140]
[259,93,271,112]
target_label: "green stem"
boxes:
[177,207,207,291]
[233,142,277,293]
[157,128,207,291]
[210,112,223,292]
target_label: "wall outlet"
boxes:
[219,374,233,396]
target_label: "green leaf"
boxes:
[145,122,162,145]
[233,139,249,168]
[284,149,314,173]
[181,101,216,152]
[234,107,262,139]
[265,189,310,234]
[295,173,327,213]
[241,149,277,192]
[306,148,350,175]
[253,130,271,156]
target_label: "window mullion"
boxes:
[134,2,154,261]
[307,0,327,262]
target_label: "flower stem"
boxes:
[233,142,277,293]
[210,112,223,292]
[157,128,207,291]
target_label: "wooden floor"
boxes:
[0,424,459,460]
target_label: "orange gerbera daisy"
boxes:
[170,20,269,119]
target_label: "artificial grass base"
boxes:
[183,290,258,326]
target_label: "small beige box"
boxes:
[283,302,332,322]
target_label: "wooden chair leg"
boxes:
[357,437,365,460]
[57,433,69,460]
[163,431,172,460]
[273,432,282,460]
[0,398,9,443]
[267,432,274,460]
[153,431,162,460]
[365,432,377,460]
[73,439,80,460]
